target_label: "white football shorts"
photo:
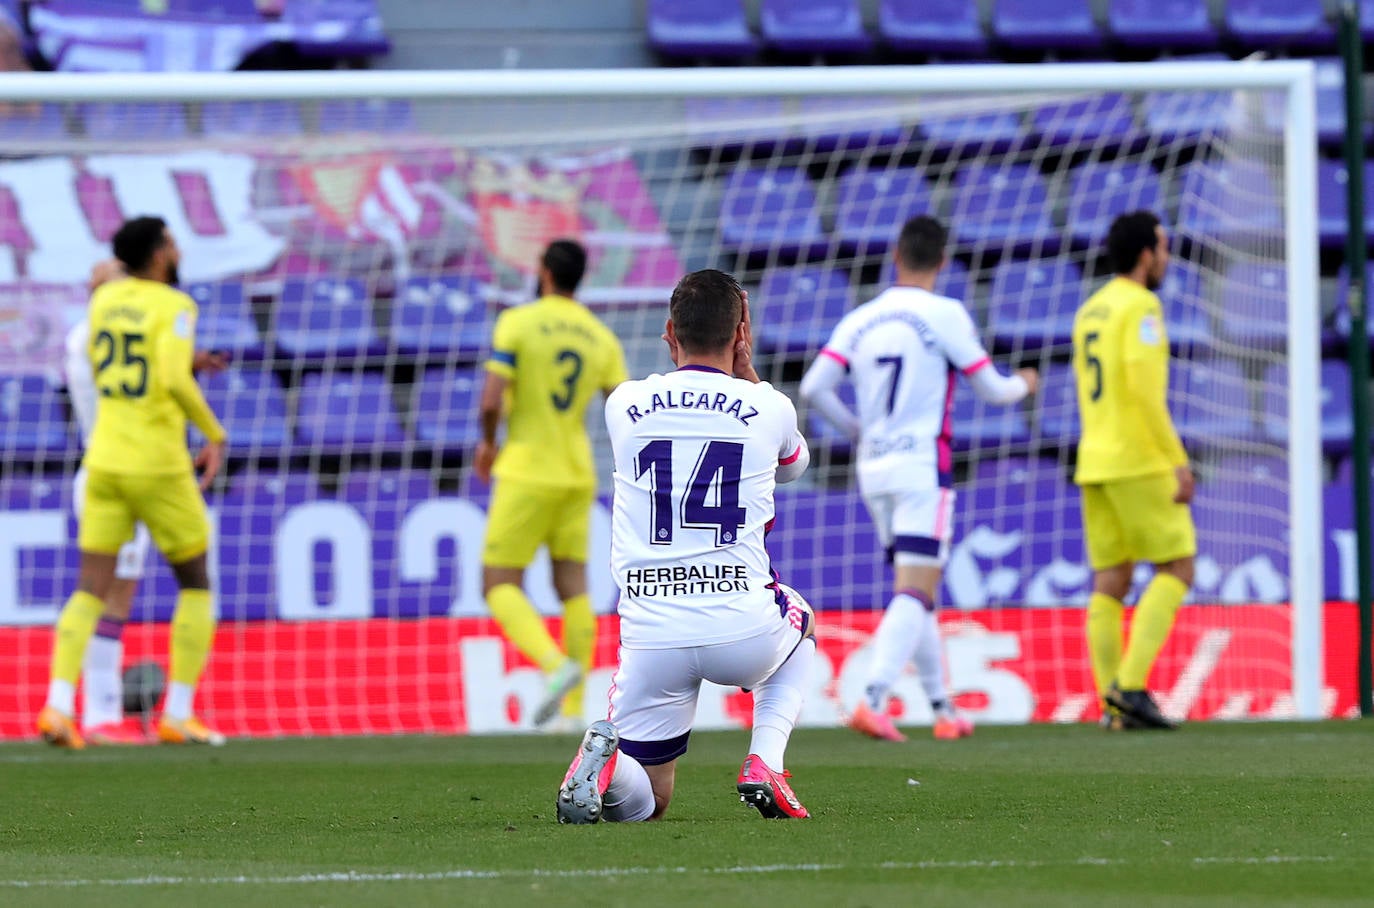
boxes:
[862,486,956,568]
[609,583,813,765]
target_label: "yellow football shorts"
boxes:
[1080,471,1197,571]
[78,467,210,564]
[482,480,595,568]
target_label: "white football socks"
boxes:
[911,605,950,710]
[750,638,816,771]
[81,634,124,729]
[862,591,928,711]
[602,751,655,822]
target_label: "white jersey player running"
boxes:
[557,269,817,824]
[801,215,1038,743]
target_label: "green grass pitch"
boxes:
[3,722,1372,907]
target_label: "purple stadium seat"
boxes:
[0,375,72,457]
[936,260,972,304]
[682,97,785,151]
[1064,160,1165,250]
[879,0,988,55]
[410,367,483,451]
[795,96,908,153]
[185,281,263,359]
[1169,359,1257,448]
[1334,265,1374,343]
[805,380,856,458]
[1177,159,1283,247]
[1226,0,1334,49]
[283,0,388,58]
[1028,93,1137,150]
[755,267,852,355]
[882,259,972,301]
[719,167,826,256]
[0,104,67,142]
[194,367,289,450]
[1156,257,1214,354]
[647,0,757,58]
[918,99,1023,154]
[273,277,382,360]
[986,258,1084,352]
[1316,160,1374,250]
[390,275,490,359]
[992,0,1103,51]
[201,101,305,138]
[1262,360,1352,453]
[760,0,872,54]
[833,167,935,255]
[1106,0,1218,49]
[1141,89,1231,145]
[949,162,1061,254]
[1035,364,1080,444]
[1264,59,1360,147]
[80,102,188,140]
[1217,261,1287,349]
[294,371,406,451]
[317,99,414,135]
[951,378,1031,452]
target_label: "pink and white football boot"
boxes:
[737,753,810,819]
[557,720,620,824]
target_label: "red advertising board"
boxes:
[0,603,1360,740]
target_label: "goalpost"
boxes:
[0,60,1328,737]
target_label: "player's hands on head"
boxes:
[474,440,498,485]
[1016,367,1040,396]
[195,440,226,491]
[192,350,230,374]
[1173,464,1195,504]
[733,290,759,383]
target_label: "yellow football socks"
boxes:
[169,588,216,687]
[1085,592,1125,698]
[50,590,105,685]
[1118,573,1188,690]
[487,583,564,672]
[560,593,595,718]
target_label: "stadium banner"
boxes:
[0,603,1360,740]
[0,478,1353,626]
[0,147,677,330]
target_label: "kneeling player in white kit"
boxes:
[801,215,1038,742]
[557,269,816,823]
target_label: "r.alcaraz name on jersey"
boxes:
[606,366,808,650]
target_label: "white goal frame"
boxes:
[0,60,1323,719]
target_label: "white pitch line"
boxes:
[0,855,1337,889]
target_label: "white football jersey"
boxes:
[606,366,807,649]
[64,319,98,444]
[819,286,991,494]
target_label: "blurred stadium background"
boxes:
[0,0,1368,741]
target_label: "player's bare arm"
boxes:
[475,371,507,485]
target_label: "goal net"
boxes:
[0,62,1336,739]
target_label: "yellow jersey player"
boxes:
[476,239,628,729]
[37,216,229,749]
[1071,210,1195,731]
